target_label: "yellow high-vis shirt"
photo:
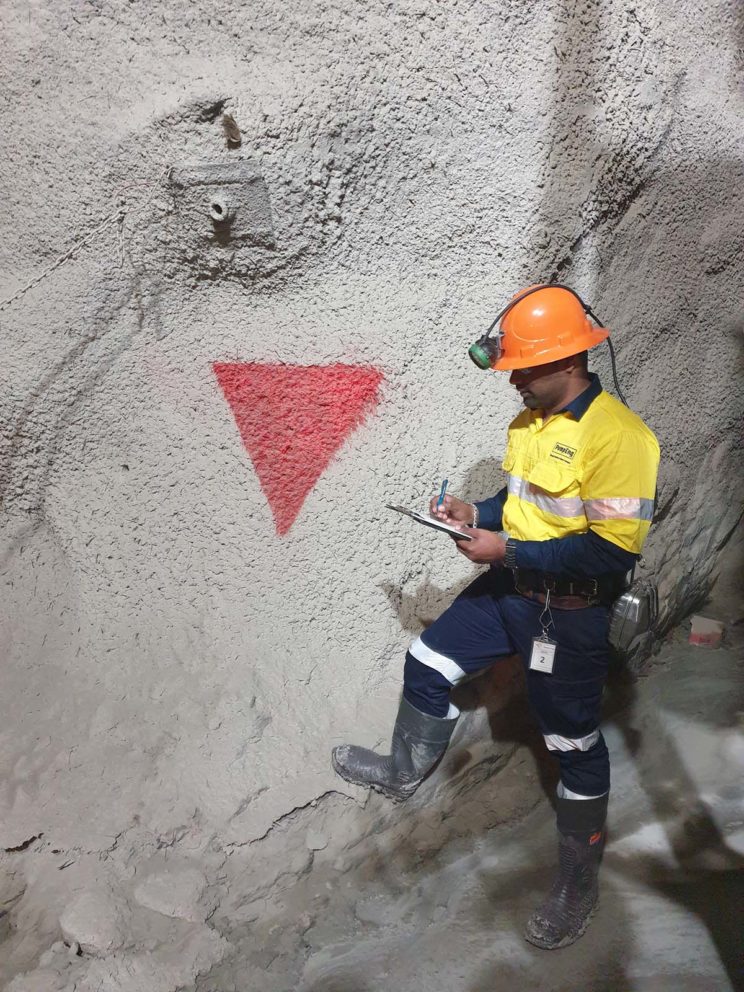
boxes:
[501,386,660,555]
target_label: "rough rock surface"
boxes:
[59,888,128,957]
[132,864,211,923]
[0,0,742,988]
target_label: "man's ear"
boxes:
[562,353,585,375]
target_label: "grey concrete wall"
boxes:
[0,1,742,988]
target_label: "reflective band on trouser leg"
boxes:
[557,782,608,801]
[403,644,463,719]
[553,732,610,799]
[409,636,468,685]
[543,730,600,752]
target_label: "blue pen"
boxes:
[437,478,449,510]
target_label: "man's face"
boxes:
[508,360,570,411]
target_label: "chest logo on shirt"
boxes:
[550,442,577,464]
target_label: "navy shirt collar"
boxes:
[559,373,603,420]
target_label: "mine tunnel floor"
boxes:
[198,626,744,992]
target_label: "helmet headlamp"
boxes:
[468,330,504,370]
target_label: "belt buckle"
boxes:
[587,578,599,606]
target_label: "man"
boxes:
[331,285,660,949]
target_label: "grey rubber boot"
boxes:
[524,794,608,949]
[331,696,458,801]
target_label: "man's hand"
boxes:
[455,528,506,565]
[429,492,474,527]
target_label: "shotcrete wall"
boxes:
[1,1,742,988]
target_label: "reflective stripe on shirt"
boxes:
[508,479,655,524]
[507,474,584,518]
[584,497,655,521]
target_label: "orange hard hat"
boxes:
[491,285,609,370]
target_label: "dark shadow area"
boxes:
[210,216,234,247]
[651,870,744,989]
[380,458,504,632]
[602,648,744,988]
[379,573,475,635]
[603,659,644,756]
[379,457,507,631]
[453,657,560,804]
[470,865,633,992]
[466,950,631,992]
[457,456,508,507]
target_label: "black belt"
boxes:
[512,568,624,605]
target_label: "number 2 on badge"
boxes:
[529,636,557,674]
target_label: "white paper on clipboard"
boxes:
[385,504,474,541]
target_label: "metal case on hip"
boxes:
[608,576,658,656]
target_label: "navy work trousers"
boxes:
[403,569,612,798]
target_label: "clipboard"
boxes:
[386,504,474,541]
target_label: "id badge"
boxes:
[529,636,557,674]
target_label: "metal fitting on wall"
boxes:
[209,195,234,224]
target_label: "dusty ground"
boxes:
[2,618,742,992]
[187,623,744,992]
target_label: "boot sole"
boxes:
[330,753,414,802]
[523,901,598,950]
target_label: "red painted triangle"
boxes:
[213,363,384,535]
